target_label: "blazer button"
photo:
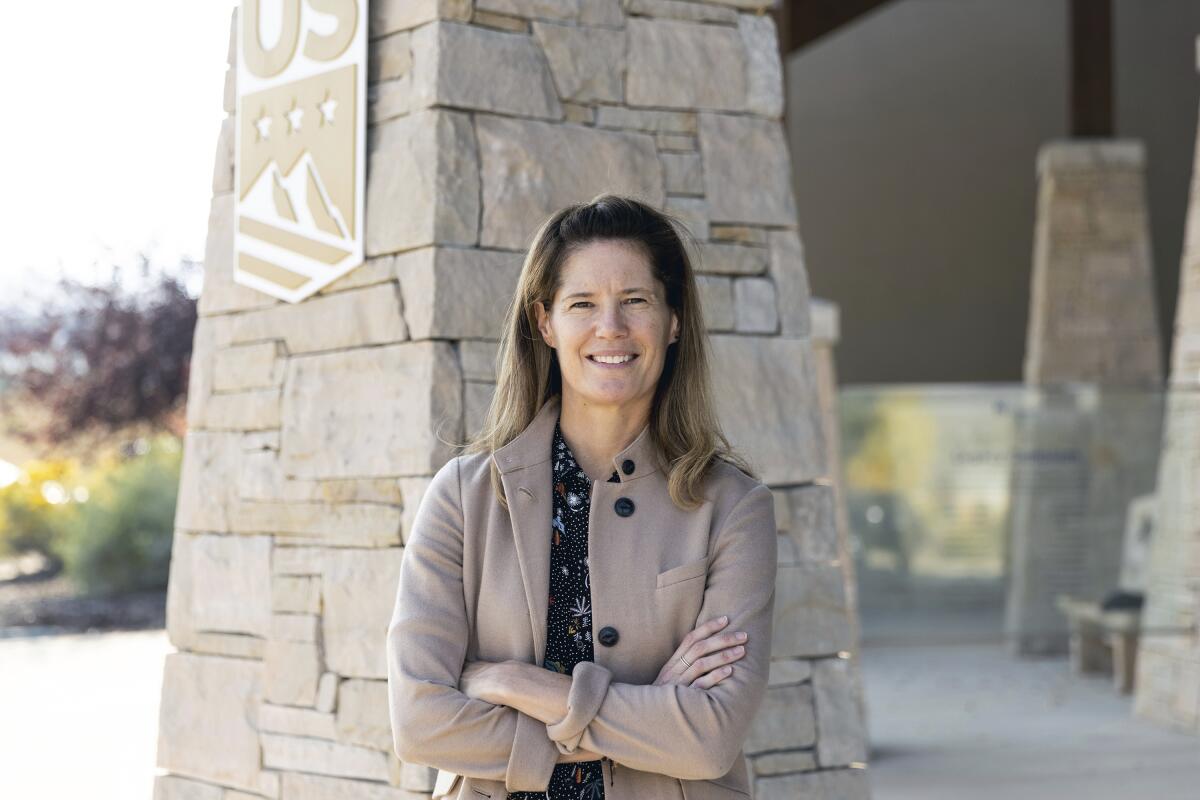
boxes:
[614,497,635,517]
[598,626,619,647]
[621,458,635,475]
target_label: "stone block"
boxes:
[476,0,581,22]
[273,576,321,614]
[699,113,797,226]
[261,733,390,782]
[281,772,428,800]
[623,0,738,24]
[593,105,696,133]
[627,18,746,110]
[465,381,496,439]
[175,431,242,533]
[280,341,463,479]
[709,335,825,485]
[533,21,624,102]
[666,196,709,242]
[776,483,839,564]
[370,32,412,82]
[265,639,321,706]
[476,114,663,250]
[337,679,394,751]
[258,702,337,740]
[697,242,768,275]
[230,284,408,356]
[772,563,853,657]
[767,229,812,337]
[370,0,472,37]
[734,277,778,333]
[271,613,319,642]
[411,22,563,119]
[696,275,734,331]
[743,683,815,754]
[768,657,813,687]
[201,388,282,431]
[662,151,704,195]
[365,110,479,255]
[738,13,783,118]
[460,340,500,382]
[322,547,405,679]
[396,247,524,339]
[153,774,225,800]
[156,653,270,795]
[184,533,272,636]
[750,749,817,775]
[812,656,868,766]
[212,341,285,392]
[212,116,235,195]
[755,768,871,800]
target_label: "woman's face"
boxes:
[535,239,680,412]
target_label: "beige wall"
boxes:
[784,0,1200,384]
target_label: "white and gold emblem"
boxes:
[235,0,366,302]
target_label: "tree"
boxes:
[0,257,199,454]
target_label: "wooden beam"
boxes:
[1070,0,1114,137]
[775,0,897,56]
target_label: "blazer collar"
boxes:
[491,393,663,482]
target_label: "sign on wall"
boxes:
[235,0,367,303]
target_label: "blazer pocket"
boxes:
[656,555,710,589]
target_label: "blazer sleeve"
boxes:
[544,482,778,781]
[386,456,561,792]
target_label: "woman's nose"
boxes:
[596,302,629,335]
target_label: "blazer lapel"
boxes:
[493,395,561,667]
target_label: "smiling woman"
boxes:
[386,194,777,800]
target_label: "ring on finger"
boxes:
[678,654,693,668]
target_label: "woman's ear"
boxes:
[534,299,555,349]
[670,310,680,344]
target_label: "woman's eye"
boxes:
[570,301,591,309]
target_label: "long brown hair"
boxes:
[460,193,756,511]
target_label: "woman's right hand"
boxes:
[652,615,747,689]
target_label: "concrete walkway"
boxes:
[0,628,171,799]
[861,640,1200,799]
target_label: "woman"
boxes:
[386,194,778,800]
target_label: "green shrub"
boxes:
[60,436,181,595]
[0,457,82,569]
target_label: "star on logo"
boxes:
[285,101,304,134]
[318,95,338,126]
[253,110,272,141]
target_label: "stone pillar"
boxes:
[1133,40,1200,734]
[155,2,868,798]
[1007,141,1165,655]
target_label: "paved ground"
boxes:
[861,640,1200,799]
[1,624,1196,799]
[0,628,171,799]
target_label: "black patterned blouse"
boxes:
[507,418,619,800]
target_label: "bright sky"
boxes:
[0,1,238,308]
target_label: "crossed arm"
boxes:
[386,457,777,791]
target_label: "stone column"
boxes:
[1133,39,1200,734]
[1006,141,1165,655]
[154,2,869,798]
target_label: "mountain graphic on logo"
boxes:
[238,151,353,265]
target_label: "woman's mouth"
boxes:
[587,354,639,368]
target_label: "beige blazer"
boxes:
[386,393,778,800]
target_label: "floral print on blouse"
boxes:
[507,418,619,800]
